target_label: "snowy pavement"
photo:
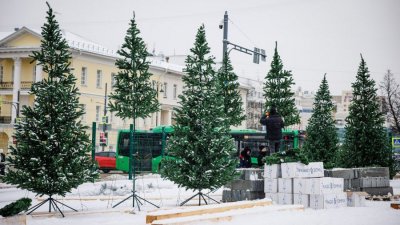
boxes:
[1,174,400,225]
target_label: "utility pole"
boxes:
[102,83,107,151]
[222,11,228,62]
[220,11,267,63]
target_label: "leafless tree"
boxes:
[380,70,400,134]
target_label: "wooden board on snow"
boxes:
[146,199,273,224]
[0,215,26,225]
[151,204,304,225]
[391,203,400,209]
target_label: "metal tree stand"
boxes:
[26,195,77,217]
[112,124,159,211]
[180,190,220,206]
[112,188,160,210]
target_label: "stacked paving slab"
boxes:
[264,162,348,209]
[222,168,265,202]
[324,167,393,196]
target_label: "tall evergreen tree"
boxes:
[161,25,237,204]
[108,14,160,182]
[263,42,300,127]
[108,15,159,121]
[4,2,97,198]
[303,74,338,168]
[216,53,245,127]
[339,55,393,171]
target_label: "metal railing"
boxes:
[0,116,11,124]
[0,81,33,90]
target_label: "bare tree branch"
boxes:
[380,70,400,133]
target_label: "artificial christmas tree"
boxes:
[339,55,394,175]
[3,2,97,216]
[303,74,338,168]
[161,25,237,206]
[217,53,245,127]
[108,13,159,209]
[263,42,300,127]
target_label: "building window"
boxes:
[111,73,116,89]
[96,70,102,88]
[80,104,86,122]
[0,65,3,82]
[173,84,177,99]
[81,67,87,86]
[12,65,14,82]
[96,106,101,121]
[163,82,168,98]
[32,65,36,82]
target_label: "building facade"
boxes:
[0,27,249,154]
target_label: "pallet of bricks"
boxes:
[264,162,349,209]
[222,168,265,202]
[324,167,393,201]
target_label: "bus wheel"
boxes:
[102,169,110,173]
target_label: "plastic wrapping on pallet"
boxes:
[281,162,324,178]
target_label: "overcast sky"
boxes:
[1,0,399,95]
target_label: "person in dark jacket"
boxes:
[239,146,252,168]
[260,106,284,154]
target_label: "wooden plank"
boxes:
[151,204,304,225]
[391,203,400,209]
[0,215,26,225]
[146,199,272,224]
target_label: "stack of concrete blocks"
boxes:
[222,168,265,202]
[264,162,348,209]
[324,167,393,196]
[346,191,369,207]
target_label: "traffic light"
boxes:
[253,48,266,64]
[253,47,260,64]
[101,116,108,124]
[99,132,108,146]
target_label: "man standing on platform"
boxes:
[260,106,284,154]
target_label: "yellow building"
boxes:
[0,27,183,153]
[0,27,249,155]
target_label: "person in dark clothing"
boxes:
[239,146,252,168]
[257,145,268,166]
[260,106,284,154]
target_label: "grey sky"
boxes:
[1,0,399,94]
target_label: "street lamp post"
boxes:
[220,11,267,63]
[155,81,164,127]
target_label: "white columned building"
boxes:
[11,57,21,123]
[35,64,42,82]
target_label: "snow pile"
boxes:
[1,174,400,225]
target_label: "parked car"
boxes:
[95,151,116,173]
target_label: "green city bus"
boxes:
[115,125,304,173]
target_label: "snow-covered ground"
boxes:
[1,174,400,225]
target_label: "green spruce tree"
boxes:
[4,2,97,198]
[108,14,160,180]
[263,42,300,126]
[161,25,237,205]
[108,15,159,120]
[216,53,245,127]
[303,74,338,168]
[339,55,393,172]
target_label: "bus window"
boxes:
[119,133,130,156]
